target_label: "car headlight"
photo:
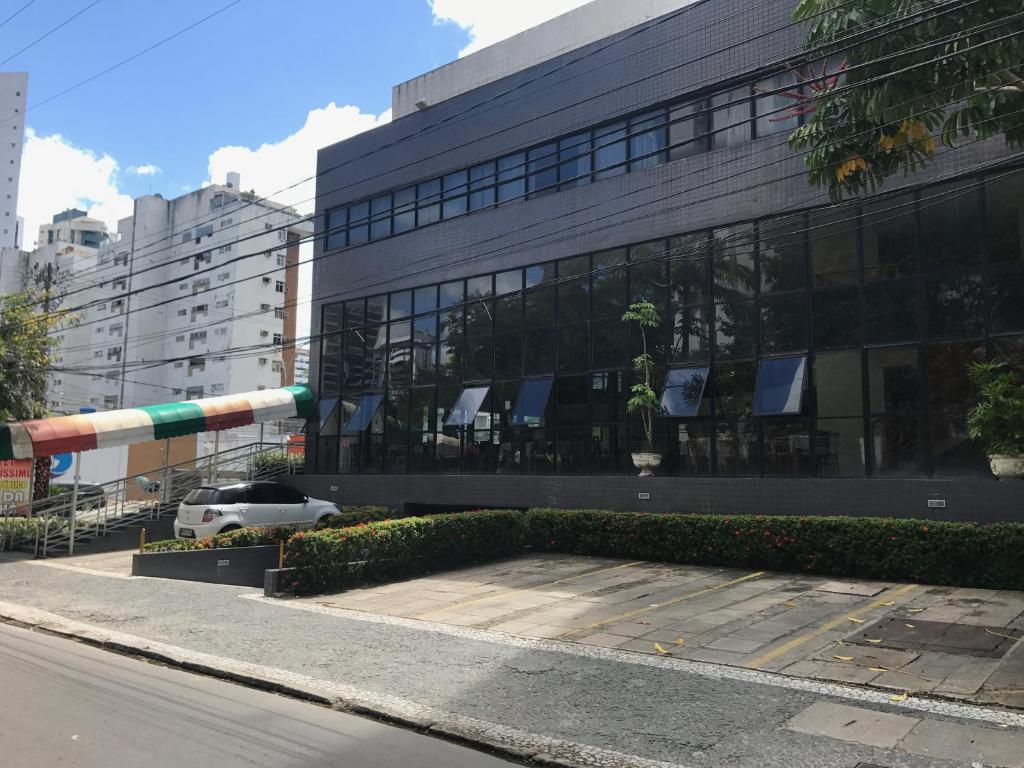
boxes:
[201,509,223,523]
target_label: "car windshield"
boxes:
[183,487,239,505]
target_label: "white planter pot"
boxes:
[631,452,662,478]
[989,454,1024,479]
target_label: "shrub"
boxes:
[967,361,1024,455]
[144,525,295,552]
[320,505,396,529]
[283,508,1024,595]
[0,516,67,549]
[252,450,303,479]
[286,510,530,594]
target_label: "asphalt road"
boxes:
[0,622,517,768]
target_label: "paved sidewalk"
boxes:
[305,554,1024,708]
[0,553,1022,767]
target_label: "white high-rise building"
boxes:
[48,174,310,453]
[0,73,27,249]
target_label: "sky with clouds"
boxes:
[8,0,594,339]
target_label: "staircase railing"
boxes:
[0,442,301,558]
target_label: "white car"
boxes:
[173,481,338,539]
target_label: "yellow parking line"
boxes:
[561,570,766,640]
[744,582,919,669]
[416,560,645,619]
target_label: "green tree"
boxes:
[622,300,661,452]
[788,0,1024,200]
[0,292,62,422]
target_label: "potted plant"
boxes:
[622,300,662,477]
[967,361,1024,478]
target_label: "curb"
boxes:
[0,601,684,768]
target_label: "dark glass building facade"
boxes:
[301,0,1024,519]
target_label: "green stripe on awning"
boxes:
[285,385,315,419]
[138,402,207,440]
[0,426,14,461]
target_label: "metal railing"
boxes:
[0,442,301,558]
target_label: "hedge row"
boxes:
[284,509,1024,595]
[0,516,68,549]
[142,506,396,552]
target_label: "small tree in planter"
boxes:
[967,361,1024,478]
[622,300,662,476]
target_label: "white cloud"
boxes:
[17,129,134,249]
[205,102,392,342]
[429,0,595,56]
[127,164,161,176]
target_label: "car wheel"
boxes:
[218,524,242,534]
[314,515,334,530]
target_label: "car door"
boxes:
[270,484,310,527]
[237,484,275,527]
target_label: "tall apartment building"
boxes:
[300,0,1024,518]
[47,174,310,452]
[0,73,27,249]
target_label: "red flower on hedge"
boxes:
[921,526,929,533]
[890,536,897,541]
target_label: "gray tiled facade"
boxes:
[303,0,1024,519]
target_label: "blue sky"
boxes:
[12,0,465,200]
[7,0,595,338]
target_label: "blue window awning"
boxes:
[343,393,384,433]
[753,356,807,416]
[511,377,554,426]
[660,366,710,417]
[444,386,490,427]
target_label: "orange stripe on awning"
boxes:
[196,396,255,432]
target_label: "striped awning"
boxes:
[0,385,314,460]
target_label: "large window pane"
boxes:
[671,421,712,475]
[926,342,985,478]
[370,194,391,240]
[671,305,711,363]
[669,100,707,160]
[466,335,493,380]
[557,375,590,474]
[865,278,920,343]
[559,132,591,189]
[525,327,556,375]
[442,170,469,219]
[497,153,526,203]
[815,418,865,477]
[925,271,984,338]
[558,323,588,372]
[764,420,811,475]
[342,329,364,390]
[363,325,387,389]
[390,291,412,320]
[409,388,436,473]
[715,419,759,475]
[417,179,441,226]
[347,201,369,245]
[809,206,859,287]
[591,256,627,318]
[495,269,522,297]
[326,207,347,251]
[755,72,801,137]
[669,233,710,304]
[413,315,437,385]
[871,413,926,476]
[393,186,416,234]
[868,346,920,414]
[344,298,365,327]
[366,295,387,324]
[990,263,1024,333]
[711,88,752,150]
[629,109,668,170]
[759,214,806,293]
[863,194,917,280]
[715,361,756,417]
[388,322,412,388]
[526,262,557,289]
[987,171,1024,263]
[414,285,438,314]
[438,309,464,383]
[494,332,523,379]
[754,355,807,416]
[712,224,755,298]
[812,286,861,349]
[527,143,558,198]
[920,181,983,271]
[384,388,410,472]
[714,299,756,359]
[760,293,808,353]
[468,162,496,211]
[440,280,463,309]
[590,318,628,370]
[814,350,863,417]
[558,260,590,321]
[661,366,710,417]
[525,285,556,327]
[593,121,627,179]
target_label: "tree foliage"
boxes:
[967,361,1024,455]
[789,0,1024,199]
[622,300,661,451]
[0,292,63,422]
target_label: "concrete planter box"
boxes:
[132,545,280,587]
